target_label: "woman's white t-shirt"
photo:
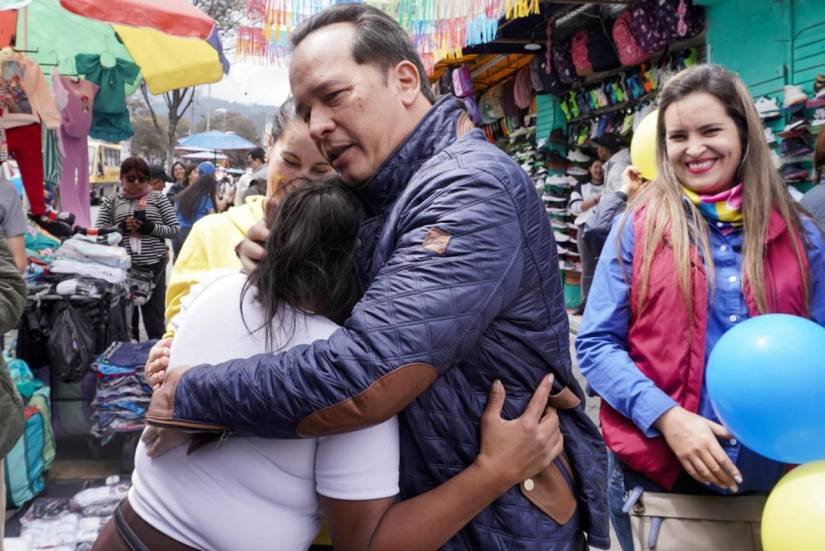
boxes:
[129,272,400,551]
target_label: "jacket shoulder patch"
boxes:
[423,228,451,255]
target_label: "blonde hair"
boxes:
[622,64,809,314]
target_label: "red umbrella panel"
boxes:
[59,0,215,39]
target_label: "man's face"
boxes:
[290,23,415,186]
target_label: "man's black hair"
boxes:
[249,147,266,163]
[291,4,436,104]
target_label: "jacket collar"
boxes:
[355,95,465,216]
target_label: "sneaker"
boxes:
[780,137,812,158]
[620,112,635,135]
[567,166,589,176]
[778,119,809,138]
[783,85,808,108]
[557,245,572,255]
[559,260,576,271]
[807,88,825,108]
[554,231,571,243]
[567,149,591,163]
[763,127,776,144]
[782,164,809,182]
[546,207,568,215]
[811,107,825,128]
[542,194,568,204]
[754,96,781,119]
[546,173,573,186]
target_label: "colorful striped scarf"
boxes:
[682,182,744,229]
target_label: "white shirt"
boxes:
[129,272,400,551]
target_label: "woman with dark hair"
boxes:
[578,64,825,550]
[95,178,561,551]
[160,97,334,332]
[173,174,228,257]
[95,157,179,340]
[165,161,187,200]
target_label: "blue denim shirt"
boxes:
[576,212,825,493]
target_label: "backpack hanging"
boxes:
[533,56,568,96]
[613,10,649,66]
[552,39,577,84]
[630,0,669,54]
[571,31,593,77]
[657,0,705,41]
[586,26,621,73]
[452,65,474,98]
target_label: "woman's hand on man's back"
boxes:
[236,219,269,272]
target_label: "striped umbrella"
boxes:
[14,0,227,95]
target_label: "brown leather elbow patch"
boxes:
[520,452,578,525]
[296,363,438,437]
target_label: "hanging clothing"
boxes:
[0,52,60,130]
[55,75,98,227]
[6,123,45,216]
[75,54,139,143]
[42,128,62,209]
[0,52,60,217]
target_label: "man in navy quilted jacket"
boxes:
[146,4,608,549]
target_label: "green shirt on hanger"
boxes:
[75,54,139,142]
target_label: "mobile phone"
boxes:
[133,210,147,222]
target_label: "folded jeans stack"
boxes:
[90,340,155,444]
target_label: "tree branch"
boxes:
[140,81,163,137]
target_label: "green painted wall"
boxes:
[698,0,825,97]
[535,93,566,146]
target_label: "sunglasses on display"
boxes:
[125,175,149,183]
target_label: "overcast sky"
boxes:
[209,62,292,107]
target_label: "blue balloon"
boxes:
[707,314,825,464]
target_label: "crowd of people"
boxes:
[0,3,823,550]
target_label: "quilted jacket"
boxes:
[152,96,609,549]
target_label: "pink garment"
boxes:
[0,52,60,130]
[513,67,533,109]
[56,75,98,227]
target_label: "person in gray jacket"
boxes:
[0,237,26,545]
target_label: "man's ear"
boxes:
[393,60,422,107]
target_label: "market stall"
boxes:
[0,1,228,546]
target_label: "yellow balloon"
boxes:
[630,109,659,181]
[762,461,825,551]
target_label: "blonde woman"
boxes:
[576,64,825,550]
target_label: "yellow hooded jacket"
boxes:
[163,195,265,337]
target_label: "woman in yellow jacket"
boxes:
[153,99,335,547]
[163,99,334,335]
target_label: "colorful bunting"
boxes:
[236,0,535,72]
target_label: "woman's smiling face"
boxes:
[664,91,743,194]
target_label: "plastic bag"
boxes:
[46,302,96,383]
